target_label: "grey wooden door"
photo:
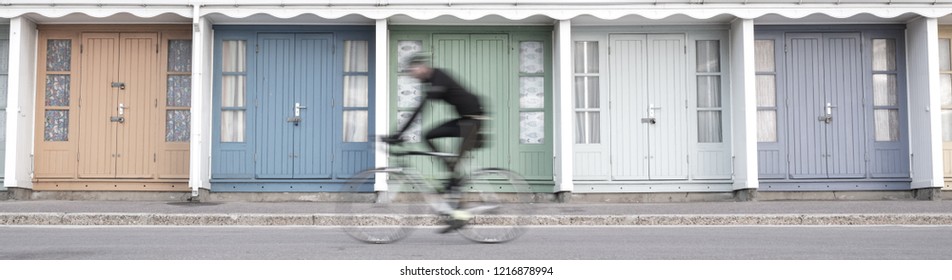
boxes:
[785,32,866,179]
[609,34,688,180]
[822,33,866,178]
[609,34,649,180]
[647,34,688,180]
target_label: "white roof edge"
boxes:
[1,3,951,20]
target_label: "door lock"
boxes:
[111,82,126,90]
[287,102,307,126]
[643,104,661,124]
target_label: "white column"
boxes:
[907,17,943,189]
[189,6,214,196]
[729,18,758,191]
[554,20,574,193]
[374,18,390,192]
[3,17,36,190]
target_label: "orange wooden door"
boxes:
[77,33,120,179]
[115,33,159,178]
[34,32,79,178]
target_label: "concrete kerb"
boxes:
[1,213,952,226]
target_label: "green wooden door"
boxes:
[390,28,553,187]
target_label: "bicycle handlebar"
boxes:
[375,136,458,158]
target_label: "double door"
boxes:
[78,33,161,179]
[255,33,335,179]
[608,34,688,180]
[785,33,866,179]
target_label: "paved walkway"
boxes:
[1,200,951,226]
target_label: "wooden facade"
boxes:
[33,25,191,191]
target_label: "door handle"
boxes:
[295,102,307,117]
[287,102,306,125]
[111,103,127,123]
[818,102,835,124]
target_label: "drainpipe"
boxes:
[189,3,203,201]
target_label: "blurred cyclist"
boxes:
[383,53,487,233]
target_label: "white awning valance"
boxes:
[2,1,951,22]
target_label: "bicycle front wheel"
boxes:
[336,168,429,244]
[455,168,535,243]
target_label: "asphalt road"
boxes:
[0,225,950,260]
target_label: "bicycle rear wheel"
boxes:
[337,168,428,244]
[455,168,535,243]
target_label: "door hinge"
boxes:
[80,44,83,54]
[155,99,158,108]
[256,44,260,53]
[608,46,611,55]
[684,45,687,54]
[784,44,788,53]
[157,43,160,53]
[154,153,157,162]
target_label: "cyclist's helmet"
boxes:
[405,52,431,67]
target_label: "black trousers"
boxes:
[424,117,483,175]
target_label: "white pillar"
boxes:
[189,5,214,196]
[554,20,574,193]
[906,17,943,189]
[3,17,36,190]
[374,18,390,192]
[729,18,758,191]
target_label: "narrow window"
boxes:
[872,38,900,142]
[697,40,723,143]
[44,39,72,142]
[755,39,778,143]
[519,41,546,144]
[343,40,370,142]
[395,40,423,142]
[221,40,246,143]
[573,41,600,144]
[940,38,952,142]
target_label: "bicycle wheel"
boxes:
[336,168,429,244]
[455,168,535,243]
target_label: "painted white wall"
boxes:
[374,19,390,192]
[729,18,758,191]
[906,17,944,189]
[190,6,215,195]
[554,20,574,193]
[3,17,36,189]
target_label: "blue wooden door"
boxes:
[256,33,337,179]
[255,33,295,179]
[293,34,335,179]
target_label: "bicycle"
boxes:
[336,138,535,244]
